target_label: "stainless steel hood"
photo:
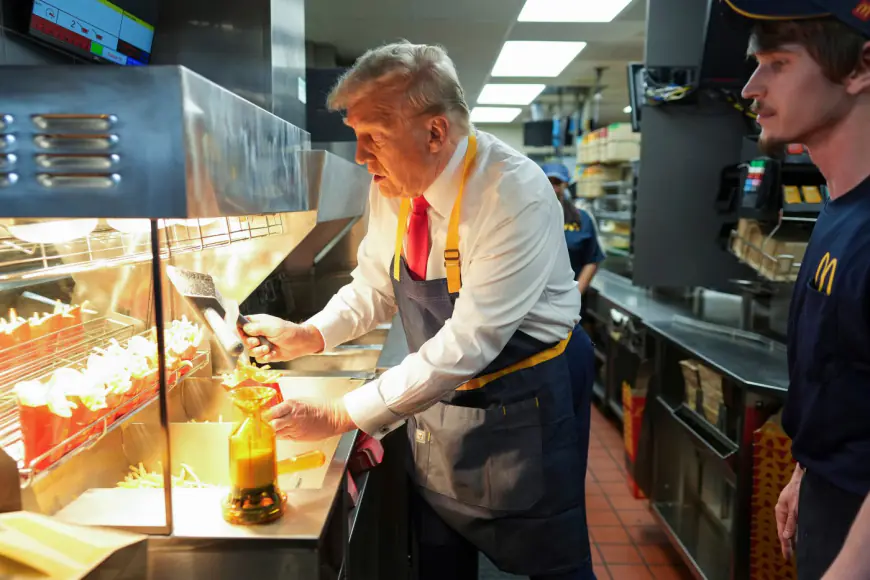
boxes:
[0,65,371,308]
[0,65,369,222]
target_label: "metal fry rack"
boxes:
[0,215,285,283]
[0,317,210,478]
[0,316,137,387]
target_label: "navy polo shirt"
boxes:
[784,177,870,495]
[564,209,605,278]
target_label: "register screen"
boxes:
[29,0,156,65]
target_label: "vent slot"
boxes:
[35,154,120,170]
[0,174,18,187]
[0,135,16,151]
[31,114,118,132]
[33,134,119,151]
[36,173,121,189]
[0,154,17,169]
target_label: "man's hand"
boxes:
[265,399,355,441]
[776,465,803,560]
[240,314,325,364]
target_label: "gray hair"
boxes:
[328,41,471,133]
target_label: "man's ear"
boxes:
[428,116,449,153]
[845,40,870,95]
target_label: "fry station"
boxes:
[0,63,400,579]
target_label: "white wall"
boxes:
[475,123,524,152]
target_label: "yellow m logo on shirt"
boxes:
[814,252,838,295]
[854,0,870,20]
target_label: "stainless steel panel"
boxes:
[270,0,307,128]
[304,150,369,222]
[280,345,383,373]
[151,0,273,113]
[150,0,306,129]
[0,66,312,218]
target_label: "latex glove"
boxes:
[239,314,325,364]
[265,398,355,441]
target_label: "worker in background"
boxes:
[723,1,870,578]
[241,42,596,580]
[541,163,605,295]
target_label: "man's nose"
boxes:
[355,142,371,166]
[742,68,764,101]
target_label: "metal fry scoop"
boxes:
[165,265,271,364]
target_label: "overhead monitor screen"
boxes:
[29,0,156,65]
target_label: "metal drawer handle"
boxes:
[662,396,738,463]
[36,173,121,189]
[33,134,119,151]
[31,114,118,131]
[35,154,120,170]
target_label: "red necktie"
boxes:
[405,196,430,280]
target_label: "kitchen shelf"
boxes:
[728,228,801,283]
[596,211,632,222]
[601,181,632,190]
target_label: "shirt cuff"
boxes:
[344,380,405,439]
[306,310,353,352]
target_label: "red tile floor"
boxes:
[586,406,692,580]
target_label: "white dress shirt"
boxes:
[307,130,581,437]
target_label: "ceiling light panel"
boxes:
[470,107,522,123]
[518,0,633,22]
[491,41,587,77]
[478,84,546,105]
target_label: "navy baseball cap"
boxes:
[723,0,870,37]
[541,163,571,183]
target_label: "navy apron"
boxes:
[393,135,595,578]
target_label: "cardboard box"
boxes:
[622,380,647,499]
[749,413,798,580]
[679,359,723,425]
[0,511,146,580]
[602,123,641,163]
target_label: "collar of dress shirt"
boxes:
[420,135,470,219]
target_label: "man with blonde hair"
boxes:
[242,41,597,580]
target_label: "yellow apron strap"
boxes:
[457,332,572,392]
[445,134,478,294]
[392,133,478,288]
[393,198,412,282]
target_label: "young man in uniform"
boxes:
[723,1,870,578]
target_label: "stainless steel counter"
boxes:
[589,271,789,394]
[646,319,788,393]
[589,270,691,323]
